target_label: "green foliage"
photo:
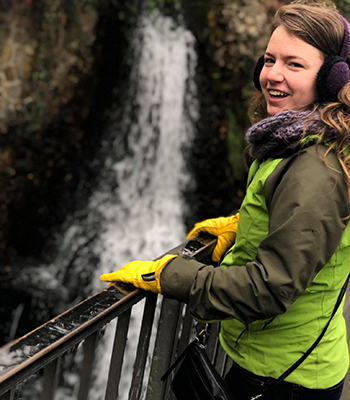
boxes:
[335,0,350,19]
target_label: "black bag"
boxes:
[161,329,235,400]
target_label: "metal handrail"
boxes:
[1,235,349,400]
[0,236,217,400]
[0,288,144,394]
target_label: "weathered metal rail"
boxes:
[0,236,231,400]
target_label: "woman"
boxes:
[100,2,350,399]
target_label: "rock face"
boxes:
[0,1,103,264]
[208,0,276,83]
[0,8,33,134]
[0,2,98,133]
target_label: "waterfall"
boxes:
[30,9,199,400]
[91,11,198,280]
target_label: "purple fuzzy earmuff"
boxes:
[317,14,350,102]
[253,13,350,103]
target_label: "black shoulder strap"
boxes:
[258,273,350,398]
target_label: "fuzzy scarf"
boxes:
[245,110,330,159]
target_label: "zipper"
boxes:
[235,324,248,348]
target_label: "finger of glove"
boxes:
[99,260,151,282]
[211,232,237,262]
[215,215,239,232]
[228,213,239,222]
[186,215,240,240]
[186,223,220,240]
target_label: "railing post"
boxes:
[145,298,183,400]
[42,356,61,400]
[129,293,158,400]
[77,332,99,400]
[0,389,14,400]
[104,308,132,400]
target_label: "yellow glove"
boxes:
[99,254,177,294]
[186,213,239,262]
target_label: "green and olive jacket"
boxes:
[161,141,350,389]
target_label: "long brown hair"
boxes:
[249,1,350,184]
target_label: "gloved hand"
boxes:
[186,213,239,262]
[99,254,177,294]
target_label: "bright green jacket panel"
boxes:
[220,145,350,389]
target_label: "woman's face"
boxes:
[259,25,324,116]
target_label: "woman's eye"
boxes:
[289,62,303,68]
[264,58,275,65]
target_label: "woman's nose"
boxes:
[266,63,284,83]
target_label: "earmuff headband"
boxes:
[317,13,350,102]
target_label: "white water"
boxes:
[44,10,199,400]
[92,12,198,280]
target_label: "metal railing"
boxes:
[0,235,233,400]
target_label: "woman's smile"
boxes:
[268,89,289,98]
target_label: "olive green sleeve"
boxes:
[161,146,349,323]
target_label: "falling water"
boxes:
[92,11,198,280]
[26,9,199,400]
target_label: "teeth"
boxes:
[269,90,288,97]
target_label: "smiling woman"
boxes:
[99,2,350,400]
